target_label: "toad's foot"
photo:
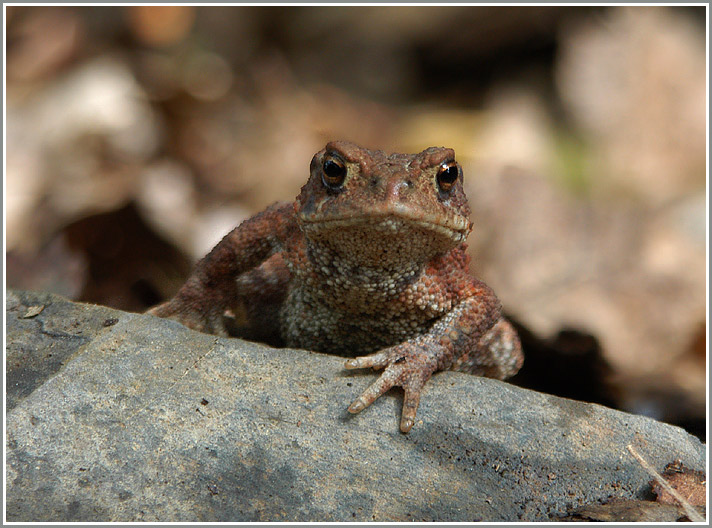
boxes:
[147,295,229,337]
[345,343,438,433]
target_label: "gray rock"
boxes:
[5,290,705,522]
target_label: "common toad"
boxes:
[149,141,523,432]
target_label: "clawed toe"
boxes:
[347,368,398,414]
[346,353,431,433]
[400,386,423,432]
[344,349,393,370]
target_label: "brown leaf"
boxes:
[21,305,45,319]
[652,461,707,508]
[564,498,700,522]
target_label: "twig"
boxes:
[627,444,705,522]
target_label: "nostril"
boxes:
[398,181,411,201]
[370,176,379,188]
[385,180,411,201]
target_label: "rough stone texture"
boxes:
[5,290,706,522]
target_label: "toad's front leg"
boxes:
[148,202,298,335]
[345,286,523,432]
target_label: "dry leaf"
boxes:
[652,461,707,508]
[21,305,45,318]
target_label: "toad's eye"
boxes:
[436,161,459,192]
[322,156,347,188]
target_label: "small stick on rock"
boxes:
[627,444,705,522]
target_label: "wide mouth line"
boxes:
[298,212,469,233]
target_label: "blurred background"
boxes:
[5,6,707,439]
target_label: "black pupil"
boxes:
[324,159,345,180]
[439,163,458,184]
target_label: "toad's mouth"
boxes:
[298,210,471,245]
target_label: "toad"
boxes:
[149,141,523,432]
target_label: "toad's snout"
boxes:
[384,177,414,203]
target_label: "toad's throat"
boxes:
[299,213,470,267]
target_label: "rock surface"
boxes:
[5,290,706,522]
